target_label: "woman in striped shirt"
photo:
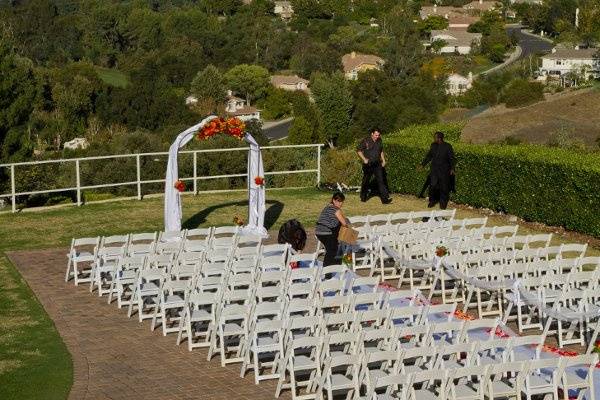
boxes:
[315,192,349,266]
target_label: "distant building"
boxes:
[430,29,482,55]
[419,4,481,29]
[63,137,90,150]
[538,48,600,79]
[270,74,309,92]
[274,1,294,20]
[462,0,497,14]
[225,90,261,121]
[185,95,198,106]
[341,52,385,80]
[447,73,473,95]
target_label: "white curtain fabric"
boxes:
[164,117,266,236]
[242,134,268,237]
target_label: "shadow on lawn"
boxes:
[182,200,284,231]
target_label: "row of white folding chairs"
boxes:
[274,329,582,400]
[301,352,597,400]
[65,226,247,284]
[349,209,457,228]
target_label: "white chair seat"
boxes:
[139,283,159,293]
[454,382,481,398]
[190,309,212,321]
[164,295,184,307]
[491,378,517,396]
[293,355,318,370]
[327,373,354,390]
[413,389,439,400]
[222,322,244,335]
[368,369,389,382]
[527,372,552,388]
[563,369,589,387]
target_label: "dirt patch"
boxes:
[461,88,600,146]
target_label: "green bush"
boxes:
[500,79,545,108]
[385,124,600,237]
[320,147,362,187]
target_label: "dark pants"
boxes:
[428,182,450,210]
[361,162,389,202]
[316,234,339,267]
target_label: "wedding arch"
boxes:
[164,115,267,236]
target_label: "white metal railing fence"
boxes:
[0,144,323,213]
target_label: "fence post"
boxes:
[75,160,82,206]
[136,154,142,200]
[193,151,198,195]
[10,164,16,213]
[316,145,321,186]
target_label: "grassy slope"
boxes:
[94,67,130,88]
[1,188,598,399]
[462,88,600,145]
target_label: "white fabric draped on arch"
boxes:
[164,116,267,236]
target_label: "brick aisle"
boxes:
[8,249,296,400]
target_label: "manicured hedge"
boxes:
[385,123,600,237]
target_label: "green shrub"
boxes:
[385,123,600,237]
[500,79,545,108]
[320,147,362,187]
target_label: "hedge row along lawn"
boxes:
[386,123,600,237]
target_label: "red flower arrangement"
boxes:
[174,180,186,192]
[233,215,244,226]
[254,176,265,186]
[196,117,246,141]
[290,261,299,269]
[435,245,448,257]
[453,310,475,321]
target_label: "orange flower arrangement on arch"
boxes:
[196,117,246,141]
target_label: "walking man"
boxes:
[357,128,392,204]
[420,131,456,209]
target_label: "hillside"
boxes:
[461,88,600,146]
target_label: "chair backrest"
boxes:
[526,233,552,248]
[185,227,213,240]
[158,230,186,242]
[288,252,317,268]
[424,303,456,323]
[348,276,380,294]
[101,234,130,248]
[259,254,287,271]
[129,232,157,244]
[352,292,382,310]
[492,225,518,238]
[461,318,499,342]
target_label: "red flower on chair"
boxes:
[174,180,186,192]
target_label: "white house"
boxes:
[63,137,90,150]
[430,29,482,55]
[341,52,385,80]
[270,74,309,92]
[274,1,293,20]
[225,91,261,122]
[538,48,600,79]
[447,73,473,95]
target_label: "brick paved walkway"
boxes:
[8,249,296,400]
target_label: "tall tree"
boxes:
[310,72,352,146]
[0,32,38,161]
[224,64,270,106]
[190,65,226,114]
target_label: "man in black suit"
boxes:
[357,128,392,204]
[420,131,456,209]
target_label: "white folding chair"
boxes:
[317,354,361,400]
[108,255,145,308]
[127,269,165,322]
[66,236,99,284]
[275,336,322,400]
[559,354,597,400]
[522,357,564,400]
[406,368,449,400]
[240,319,284,384]
[208,303,250,366]
[176,291,220,351]
[89,245,125,296]
[484,361,529,400]
[445,365,488,400]
[151,279,189,336]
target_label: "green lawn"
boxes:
[94,66,130,88]
[0,188,598,399]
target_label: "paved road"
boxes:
[507,25,554,60]
[262,118,292,141]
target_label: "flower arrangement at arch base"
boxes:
[174,180,186,192]
[196,117,246,141]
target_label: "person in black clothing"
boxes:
[357,128,392,204]
[315,192,349,267]
[420,131,456,209]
